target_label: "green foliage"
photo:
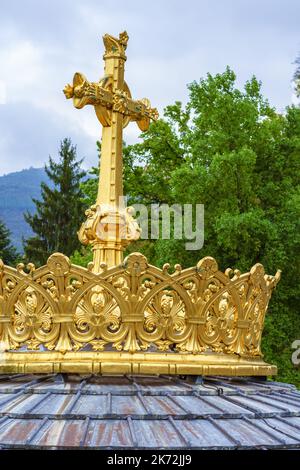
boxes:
[80,68,300,386]
[23,138,87,266]
[70,246,93,267]
[0,219,18,265]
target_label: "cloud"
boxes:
[0,0,299,175]
[1,40,43,96]
[0,101,98,175]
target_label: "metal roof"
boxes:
[0,374,299,449]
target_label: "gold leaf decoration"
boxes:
[0,253,280,364]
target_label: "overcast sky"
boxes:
[0,0,299,175]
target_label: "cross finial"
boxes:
[102,31,129,57]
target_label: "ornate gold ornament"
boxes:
[0,252,280,375]
[0,32,281,375]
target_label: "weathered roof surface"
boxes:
[0,374,299,449]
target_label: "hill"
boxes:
[0,168,51,252]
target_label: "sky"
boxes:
[0,0,299,176]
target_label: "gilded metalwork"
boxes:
[0,31,280,376]
[0,252,280,375]
[64,32,158,270]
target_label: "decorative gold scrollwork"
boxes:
[0,252,280,359]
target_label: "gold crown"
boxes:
[0,252,280,376]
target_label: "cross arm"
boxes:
[63,72,159,130]
[63,72,113,109]
[112,90,159,129]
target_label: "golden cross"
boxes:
[64,32,158,270]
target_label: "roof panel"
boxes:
[0,418,41,446]
[33,393,74,416]
[224,394,289,415]
[140,395,186,416]
[111,395,146,416]
[0,394,30,414]
[71,395,106,416]
[85,420,133,448]
[132,419,184,448]
[198,394,255,416]
[179,419,234,448]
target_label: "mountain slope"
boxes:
[0,168,50,252]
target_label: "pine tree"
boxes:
[23,138,86,266]
[0,219,18,265]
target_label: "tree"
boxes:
[80,68,300,386]
[0,219,18,265]
[24,138,86,266]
